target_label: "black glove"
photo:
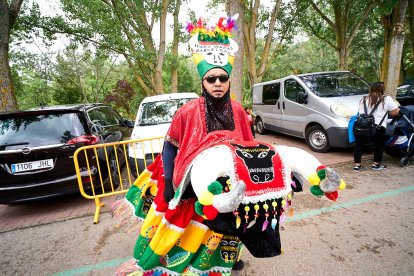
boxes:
[164,179,175,203]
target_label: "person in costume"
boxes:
[113,15,346,276]
[114,15,253,275]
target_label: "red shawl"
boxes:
[166,97,254,188]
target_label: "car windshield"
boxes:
[299,72,370,97]
[138,98,194,125]
[0,112,86,150]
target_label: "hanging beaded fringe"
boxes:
[234,193,295,232]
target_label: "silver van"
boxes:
[252,71,369,152]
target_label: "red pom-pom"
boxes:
[325,191,338,201]
[316,165,326,172]
[203,205,219,220]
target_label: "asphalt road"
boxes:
[0,135,413,276]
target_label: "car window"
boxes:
[138,98,194,125]
[284,79,305,102]
[299,72,369,97]
[0,112,86,150]
[262,83,280,105]
[99,107,122,126]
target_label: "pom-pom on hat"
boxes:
[187,15,239,79]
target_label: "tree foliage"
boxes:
[294,0,377,70]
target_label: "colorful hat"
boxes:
[187,15,239,79]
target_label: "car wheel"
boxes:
[399,157,409,167]
[305,125,330,153]
[255,117,266,135]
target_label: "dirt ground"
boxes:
[0,154,413,276]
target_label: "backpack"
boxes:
[353,97,387,137]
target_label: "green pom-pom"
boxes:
[208,181,223,195]
[310,185,324,197]
[195,201,204,216]
[317,169,326,180]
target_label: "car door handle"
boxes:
[282,102,285,109]
[277,102,280,109]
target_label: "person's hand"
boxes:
[163,179,174,203]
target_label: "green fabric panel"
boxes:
[125,184,154,220]
[133,235,151,261]
[189,243,235,271]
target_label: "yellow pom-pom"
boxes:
[308,173,321,185]
[199,191,214,205]
[244,206,250,212]
[287,194,292,199]
[339,179,346,190]
[254,204,260,211]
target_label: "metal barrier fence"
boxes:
[73,136,164,224]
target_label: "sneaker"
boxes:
[353,165,362,172]
[372,164,387,171]
[233,259,244,271]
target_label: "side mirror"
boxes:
[297,91,308,104]
[124,119,135,128]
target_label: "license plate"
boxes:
[11,159,54,173]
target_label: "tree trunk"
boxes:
[226,0,244,104]
[242,0,281,91]
[0,0,19,112]
[381,0,408,98]
[408,0,414,76]
[170,0,180,93]
[154,0,170,95]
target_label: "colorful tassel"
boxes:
[234,210,241,229]
[262,203,269,231]
[247,204,260,229]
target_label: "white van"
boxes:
[128,92,198,175]
[252,71,369,152]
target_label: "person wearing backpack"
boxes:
[353,82,400,171]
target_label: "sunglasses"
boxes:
[203,74,230,84]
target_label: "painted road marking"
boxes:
[52,185,414,276]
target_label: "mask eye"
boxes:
[241,151,253,158]
[258,152,268,158]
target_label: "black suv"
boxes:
[0,104,133,204]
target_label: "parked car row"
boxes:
[0,104,133,204]
[1,76,410,204]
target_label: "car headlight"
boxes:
[330,103,355,118]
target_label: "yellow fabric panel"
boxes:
[201,230,223,249]
[150,222,183,255]
[177,222,209,253]
[139,206,162,237]
[133,170,151,188]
